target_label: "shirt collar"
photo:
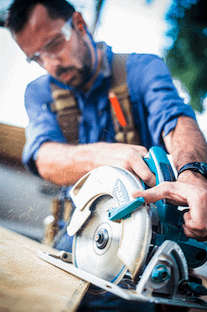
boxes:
[97,42,112,78]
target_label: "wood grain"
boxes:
[0,227,89,312]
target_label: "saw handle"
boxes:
[144,147,207,268]
[144,146,176,185]
[144,147,181,225]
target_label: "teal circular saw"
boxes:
[38,146,207,309]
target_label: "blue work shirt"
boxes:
[23,43,196,175]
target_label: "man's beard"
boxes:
[56,42,93,89]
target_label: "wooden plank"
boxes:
[0,123,26,163]
[1,225,207,311]
[0,227,89,312]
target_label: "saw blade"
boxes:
[72,195,127,289]
[70,166,152,291]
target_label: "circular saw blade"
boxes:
[72,195,127,288]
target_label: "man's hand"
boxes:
[132,171,207,241]
[94,143,156,187]
[36,142,156,186]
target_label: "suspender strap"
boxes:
[109,54,141,145]
[50,83,80,145]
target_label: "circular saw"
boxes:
[37,146,207,310]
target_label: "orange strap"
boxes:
[109,91,127,127]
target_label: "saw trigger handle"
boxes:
[144,146,180,225]
[144,146,176,185]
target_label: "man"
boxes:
[5,0,207,310]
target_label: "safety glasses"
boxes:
[26,17,72,64]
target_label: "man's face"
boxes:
[13,4,93,89]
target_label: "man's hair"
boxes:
[6,0,75,33]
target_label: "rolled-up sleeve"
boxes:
[127,54,196,148]
[22,75,67,175]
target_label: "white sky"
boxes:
[0,28,46,127]
[94,0,171,55]
[0,0,206,140]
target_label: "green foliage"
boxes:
[165,0,207,112]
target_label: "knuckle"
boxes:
[199,189,207,203]
[140,146,148,154]
[157,181,171,195]
[186,220,207,234]
[197,223,207,233]
[142,170,153,183]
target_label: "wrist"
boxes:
[177,162,207,180]
[177,169,206,182]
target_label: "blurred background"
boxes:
[0,0,207,240]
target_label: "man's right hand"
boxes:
[93,143,156,187]
[36,141,156,186]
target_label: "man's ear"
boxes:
[72,12,87,33]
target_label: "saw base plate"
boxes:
[37,247,207,310]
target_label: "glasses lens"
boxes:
[26,17,72,64]
[27,53,41,64]
[44,34,66,54]
[62,21,72,41]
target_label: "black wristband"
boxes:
[177,162,207,179]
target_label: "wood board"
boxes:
[0,123,25,163]
[0,226,89,312]
[1,225,207,312]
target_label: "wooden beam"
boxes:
[0,123,26,164]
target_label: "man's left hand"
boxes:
[132,171,207,241]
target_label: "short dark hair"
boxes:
[6,0,75,33]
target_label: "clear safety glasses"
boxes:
[26,17,72,64]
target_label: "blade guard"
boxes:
[68,166,146,235]
[67,166,152,281]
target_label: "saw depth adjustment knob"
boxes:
[151,264,170,284]
[94,228,109,249]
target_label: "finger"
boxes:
[132,182,171,202]
[182,223,207,241]
[130,145,149,157]
[183,204,207,237]
[132,181,190,207]
[129,152,156,187]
